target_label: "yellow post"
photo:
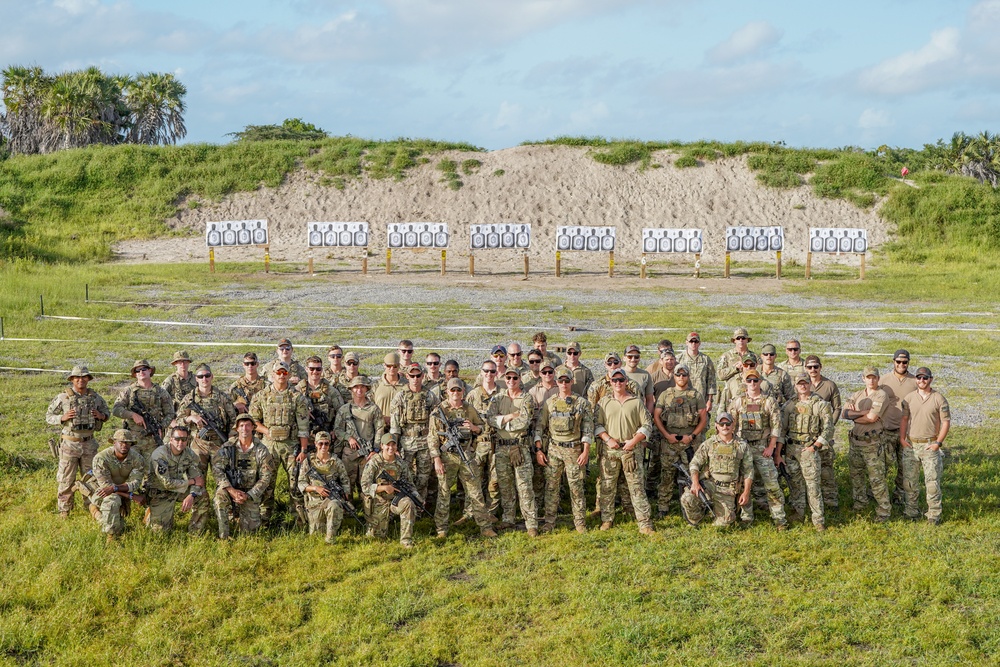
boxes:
[362,251,368,275]
[386,248,392,275]
[775,250,782,279]
[608,251,614,278]
[209,248,215,273]
[308,253,314,276]
[523,252,529,279]
[860,253,866,280]
[724,252,731,278]
[469,252,475,276]
[694,253,701,279]
[640,253,647,279]
[805,252,812,280]
[441,249,446,276]
[264,245,270,273]
[555,251,561,277]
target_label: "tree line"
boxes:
[0,65,186,155]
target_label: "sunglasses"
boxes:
[744,363,757,368]
[426,361,440,366]
[278,346,291,351]
[384,364,398,369]
[541,370,554,375]
[449,387,463,393]
[895,360,909,364]
[674,371,689,377]
[399,348,413,353]
[735,336,749,341]
[510,352,522,357]
[274,370,288,376]
[493,354,507,359]
[687,339,700,343]
[196,373,212,379]
[328,354,342,359]
[610,378,626,383]
[308,367,323,372]
[806,365,820,370]
[556,377,572,383]
[505,374,520,380]
[243,361,257,366]
[135,367,151,373]
[916,375,930,380]
[761,352,775,357]
[718,421,733,427]
[482,369,497,374]
[346,361,358,366]
[567,350,579,355]
[786,347,799,352]
[606,360,621,366]
[626,355,640,360]
[746,378,760,384]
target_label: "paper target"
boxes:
[556,226,616,252]
[725,226,783,252]
[642,228,704,254]
[307,222,370,248]
[387,223,449,249]
[809,228,868,254]
[208,219,268,247]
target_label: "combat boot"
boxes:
[480,527,498,538]
[527,528,539,537]
[575,524,587,534]
[600,521,613,531]
[638,526,655,536]
[89,504,101,521]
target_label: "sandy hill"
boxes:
[114,144,888,272]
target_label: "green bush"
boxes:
[674,155,698,168]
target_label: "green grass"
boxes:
[437,159,463,190]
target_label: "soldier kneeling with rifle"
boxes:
[360,433,425,549]
[681,412,754,528]
[211,413,275,540]
[299,430,356,544]
[78,428,147,542]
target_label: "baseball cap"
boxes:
[344,352,361,363]
[605,351,621,363]
[567,341,581,353]
[741,352,758,364]
[674,364,690,374]
[732,327,750,340]
[491,344,507,356]
[380,433,397,446]
[277,338,293,347]
[914,366,933,378]
[609,368,627,380]
[110,428,136,443]
[406,363,424,376]
[716,411,735,424]
[383,352,400,366]
[234,413,256,426]
[195,363,212,375]
[794,372,810,384]
[624,344,641,355]
[504,368,520,377]
[744,369,761,379]
[686,332,700,342]
[314,431,332,443]
[274,361,290,373]
[761,343,777,354]
[893,349,911,361]
[446,378,465,391]
[862,366,880,378]
[805,355,822,366]
[555,366,573,380]
[348,376,370,388]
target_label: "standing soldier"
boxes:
[333,376,384,503]
[161,350,196,410]
[507,343,528,377]
[46,365,110,518]
[297,355,344,436]
[842,366,891,522]
[423,352,445,393]
[645,339,675,375]
[527,359,558,515]
[718,327,753,386]
[466,360,502,521]
[340,352,369,391]
[325,346,352,403]
[727,369,786,529]
[536,366,594,533]
[396,340,416,370]
[486,369,538,535]
[520,347,543,391]
[430,360,470,402]
[594,368,656,535]
[806,355,842,510]
[781,340,805,376]
[261,338,306,386]
[428,380,497,539]
[677,332,717,412]
[563,342,594,398]
[176,363,238,534]
[879,349,917,506]
[623,345,654,412]
[145,424,204,533]
[299,431,352,543]
[652,364,707,519]
[682,412,754,528]
[717,353,776,419]
[211,413,275,539]
[112,359,174,461]
[650,349,677,400]
[390,363,439,502]
[899,367,950,525]
[587,352,640,519]
[759,344,795,406]
[88,429,146,541]
[229,352,267,414]
[249,361,311,526]
[360,433,421,549]
[532,332,562,368]
[781,373,835,531]
[372,352,405,429]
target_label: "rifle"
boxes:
[187,399,228,443]
[128,393,164,449]
[672,461,717,519]
[220,444,244,491]
[435,407,476,476]
[232,385,251,410]
[377,470,430,517]
[776,461,793,486]
[75,470,145,505]
[304,459,366,526]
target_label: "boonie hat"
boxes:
[67,365,94,380]
[171,350,191,364]
[130,359,156,376]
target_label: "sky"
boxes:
[3,0,999,150]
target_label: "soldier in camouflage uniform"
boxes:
[842,366,891,522]
[519,348,543,391]
[211,413,275,539]
[535,366,594,533]
[717,327,753,387]
[465,360,502,522]
[249,361,311,526]
[333,376,384,503]
[360,433,421,548]
[145,424,204,533]
[563,342,594,398]
[646,348,678,498]
[322,345,346,384]
[594,369,655,535]
[623,344,654,412]
[430,360,471,403]
[46,365,110,517]
[759,344,795,406]
[429,379,497,538]
[337,352,369,402]
[486,369,539,535]
[88,429,146,541]
[261,338,306,386]
[532,332,562,368]
[112,359,174,460]
[676,332,717,411]
[527,359,558,515]
[299,431,351,543]
[781,340,805,376]
[423,352,445,394]
[587,352,640,517]
[652,364,707,518]
[806,355,842,510]
[682,412,754,528]
[780,373,835,531]
[325,347,353,404]
[297,355,345,436]
[161,350,196,411]
[372,352,405,429]
[176,363,238,534]
[716,352,776,420]
[229,352,267,414]
[727,369,787,528]
[390,363,439,502]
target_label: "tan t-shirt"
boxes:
[879,372,917,430]
[595,395,653,442]
[847,387,888,437]
[901,390,950,441]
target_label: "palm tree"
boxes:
[124,72,187,145]
[1,65,51,154]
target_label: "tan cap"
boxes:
[862,366,880,378]
[348,376,370,388]
[67,365,94,380]
[273,361,290,373]
[794,372,810,384]
[744,369,761,380]
[732,327,750,340]
[383,352,400,366]
[540,359,555,370]
[344,351,361,363]
[171,350,191,364]
[314,430,332,443]
[130,359,156,376]
[446,378,465,391]
[380,432,397,446]
[567,341,581,352]
[555,365,573,380]
[109,428,136,443]
[277,338,292,347]
[194,363,212,375]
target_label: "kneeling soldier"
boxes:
[682,412,753,527]
[211,413,275,539]
[88,428,146,542]
[299,431,351,543]
[361,433,421,548]
[146,424,204,533]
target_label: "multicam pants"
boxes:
[785,442,824,527]
[656,434,698,515]
[681,478,738,527]
[368,496,417,546]
[261,439,307,526]
[214,488,264,538]
[494,440,537,530]
[739,439,786,526]
[820,443,839,509]
[901,439,944,522]
[93,493,132,536]
[146,490,188,533]
[304,496,345,542]
[435,450,491,534]
[56,437,98,513]
[402,447,433,506]
[544,442,588,528]
[848,432,890,519]
[599,446,652,530]
[881,428,906,505]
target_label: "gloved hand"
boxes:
[508,444,524,467]
[622,450,637,473]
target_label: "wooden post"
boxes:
[362,250,368,275]
[640,253,647,279]
[608,251,614,278]
[724,252,731,278]
[775,251,782,279]
[469,252,475,276]
[805,252,812,280]
[85,284,89,302]
[694,253,701,279]
[440,249,446,276]
[859,253,866,280]
[264,245,270,273]
[308,251,314,277]
[386,248,392,275]
[209,248,216,273]
[523,252,529,279]
[555,251,561,277]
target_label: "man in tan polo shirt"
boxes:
[879,349,917,506]
[899,367,950,525]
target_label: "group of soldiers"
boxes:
[46,329,951,546]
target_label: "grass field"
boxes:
[2,261,1000,666]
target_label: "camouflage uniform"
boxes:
[520,369,541,392]
[900,389,950,523]
[595,394,654,531]
[360,450,420,547]
[717,347,749,385]
[846,387,891,519]
[46,385,110,514]
[810,376,842,509]
[728,393,786,526]
[879,370,917,506]
[146,443,203,533]
[487,391,538,531]
[761,366,795,406]
[652,386,706,514]
[177,388,238,533]
[566,364,594,398]
[261,358,307,384]
[536,393,594,529]
[229,376,267,413]
[780,394,835,528]
[528,382,559,514]
[90,445,145,536]
[296,377,344,436]
[161,372,196,411]
[587,374,640,514]
[390,387,439,501]
[112,382,174,460]
[211,435,275,538]
[717,375,776,420]
[466,385,501,516]
[298,452,351,542]
[682,435,754,527]
[675,351,717,408]
[428,402,492,534]
[248,385,311,524]
[333,399,384,500]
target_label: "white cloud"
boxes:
[858,108,893,130]
[706,21,783,65]
[857,28,961,95]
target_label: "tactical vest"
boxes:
[549,396,581,438]
[401,390,431,437]
[661,390,701,431]
[66,389,97,432]
[787,399,822,440]
[123,386,164,431]
[736,397,770,441]
[708,439,740,483]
